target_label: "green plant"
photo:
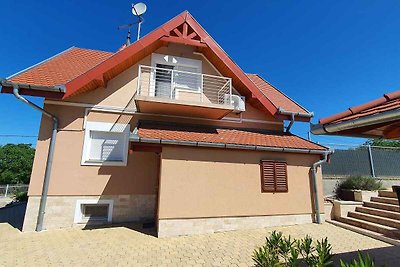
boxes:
[0,144,35,184]
[340,251,384,267]
[252,231,333,267]
[253,233,384,267]
[15,191,28,202]
[335,176,383,195]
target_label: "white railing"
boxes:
[137,65,233,107]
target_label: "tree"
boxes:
[0,144,35,184]
[364,138,400,148]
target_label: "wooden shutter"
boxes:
[260,160,288,193]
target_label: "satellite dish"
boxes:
[132,3,147,16]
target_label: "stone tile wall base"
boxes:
[22,194,156,232]
[158,213,318,237]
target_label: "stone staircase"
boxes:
[337,190,400,239]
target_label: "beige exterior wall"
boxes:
[158,146,324,219]
[28,105,158,197]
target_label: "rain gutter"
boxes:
[311,108,400,135]
[277,107,314,132]
[3,81,59,232]
[130,133,328,155]
[0,78,66,93]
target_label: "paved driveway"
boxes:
[1,222,399,266]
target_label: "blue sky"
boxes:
[1,0,400,147]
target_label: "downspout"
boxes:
[277,107,314,133]
[12,85,59,232]
[311,151,331,224]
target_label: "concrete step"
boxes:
[348,211,400,229]
[364,201,400,212]
[327,220,400,246]
[378,190,397,199]
[338,216,400,239]
[356,206,400,220]
[371,196,399,205]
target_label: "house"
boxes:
[1,11,330,237]
[312,91,400,139]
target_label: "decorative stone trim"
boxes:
[23,194,156,231]
[158,214,315,237]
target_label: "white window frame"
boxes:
[81,121,130,166]
[150,53,202,96]
[74,199,114,224]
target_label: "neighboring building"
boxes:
[1,11,329,237]
[312,91,400,139]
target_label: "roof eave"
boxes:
[1,78,66,94]
[311,108,400,136]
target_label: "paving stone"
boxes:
[0,222,398,266]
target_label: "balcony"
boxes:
[135,65,236,119]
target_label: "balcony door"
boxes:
[155,64,174,98]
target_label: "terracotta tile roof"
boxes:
[137,122,326,151]
[319,90,400,124]
[9,47,113,87]
[247,74,309,114]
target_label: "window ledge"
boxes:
[81,160,127,166]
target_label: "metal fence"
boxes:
[0,184,29,198]
[321,143,400,178]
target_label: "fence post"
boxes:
[4,184,9,197]
[367,145,376,178]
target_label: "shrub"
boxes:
[252,231,333,267]
[15,191,28,202]
[340,251,381,267]
[252,232,383,267]
[335,176,383,194]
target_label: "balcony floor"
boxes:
[134,95,234,119]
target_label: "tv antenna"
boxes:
[118,3,147,46]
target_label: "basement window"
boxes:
[81,122,130,166]
[74,200,113,224]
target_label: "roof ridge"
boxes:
[71,46,113,55]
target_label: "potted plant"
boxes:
[335,176,383,201]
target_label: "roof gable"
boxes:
[62,11,284,118]
[2,11,311,121]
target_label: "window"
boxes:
[173,65,201,91]
[82,122,130,166]
[151,53,202,97]
[260,160,288,193]
[155,64,174,97]
[74,200,113,223]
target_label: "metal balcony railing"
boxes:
[137,65,233,107]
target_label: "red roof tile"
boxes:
[137,122,326,151]
[319,90,400,124]
[247,74,308,114]
[9,47,113,87]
